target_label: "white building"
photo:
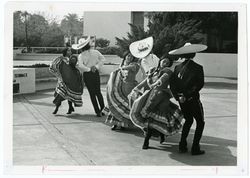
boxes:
[83,12,148,46]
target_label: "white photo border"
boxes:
[3,1,248,176]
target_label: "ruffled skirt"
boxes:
[129,88,184,136]
[104,70,137,127]
[49,56,83,107]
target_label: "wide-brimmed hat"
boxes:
[72,36,91,50]
[168,42,207,55]
[129,37,153,58]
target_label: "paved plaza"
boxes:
[13,78,237,166]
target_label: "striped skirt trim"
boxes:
[105,112,135,128]
[54,82,83,107]
[130,89,184,136]
[50,56,83,107]
[105,70,133,126]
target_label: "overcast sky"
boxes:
[28,10,84,23]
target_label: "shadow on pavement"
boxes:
[61,113,237,165]
[204,82,237,90]
[63,113,107,123]
[146,134,236,166]
[16,90,55,101]
[99,121,237,166]
[28,100,55,107]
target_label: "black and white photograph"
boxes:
[2,1,248,176]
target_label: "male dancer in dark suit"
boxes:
[169,43,207,155]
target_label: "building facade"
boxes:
[83,12,146,46]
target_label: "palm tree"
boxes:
[60,13,83,44]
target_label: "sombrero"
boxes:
[169,42,207,55]
[129,37,153,58]
[72,36,91,50]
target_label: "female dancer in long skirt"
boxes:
[104,52,140,130]
[129,58,183,149]
[50,47,83,114]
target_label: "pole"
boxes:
[24,12,29,52]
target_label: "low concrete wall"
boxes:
[13,68,36,94]
[14,53,122,63]
[35,67,55,79]
[14,53,237,78]
[34,66,110,91]
[34,65,118,79]
[194,53,237,79]
[14,53,60,61]
[99,64,119,75]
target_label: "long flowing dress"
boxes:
[104,62,140,127]
[49,56,83,107]
[129,67,184,136]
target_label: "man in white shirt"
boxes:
[73,37,106,117]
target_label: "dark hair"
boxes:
[69,55,77,67]
[62,47,69,57]
[65,42,71,47]
[120,51,129,67]
[81,43,91,52]
[120,52,138,67]
[156,58,173,69]
[180,53,196,59]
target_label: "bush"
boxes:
[97,46,120,55]
[96,38,110,48]
[14,63,50,68]
[36,48,63,54]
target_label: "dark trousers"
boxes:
[179,98,205,149]
[83,71,104,114]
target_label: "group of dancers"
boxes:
[49,36,207,156]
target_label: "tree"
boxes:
[13,11,49,47]
[116,13,204,59]
[13,11,25,46]
[115,23,149,57]
[146,12,237,53]
[42,22,64,47]
[61,13,83,37]
[26,14,49,47]
[95,38,110,48]
[116,12,237,58]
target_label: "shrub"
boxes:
[14,63,50,68]
[96,38,110,48]
[116,14,205,60]
[97,46,120,55]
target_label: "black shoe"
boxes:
[120,126,125,130]
[179,141,188,153]
[67,107,74,114]
[179,147,188,153]
[111,125,117,130]
[96,112,102,117]
[53,108,58,114]
[142,140,149,149]
[191,149,205,155]
[160,134,165,144]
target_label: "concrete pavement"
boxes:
[13,80,237,166]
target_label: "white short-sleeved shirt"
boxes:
[77,49,105,72]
